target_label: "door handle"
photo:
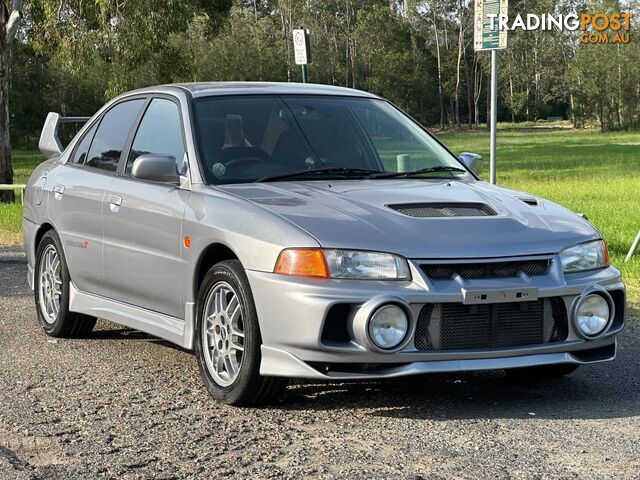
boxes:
[107,194,122,206]
[107,194,122,212]
[53,184,64,199]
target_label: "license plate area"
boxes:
[461,286,539,305]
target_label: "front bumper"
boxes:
[247,256,625,380]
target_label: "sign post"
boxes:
[474,0,508,184]
[292,28,311,83]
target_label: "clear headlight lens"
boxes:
[575,294,610,337]
[368,304,409,349]
[324,249,411,280]
[560,240,609,273]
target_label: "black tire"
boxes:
[506,364,580,378]
[194,259,287,406]
[34,230,96,337]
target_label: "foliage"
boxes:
[1,0,638,139]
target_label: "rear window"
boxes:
[85,99,145,171]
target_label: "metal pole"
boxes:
[301,64,308,83]
[625,230,640,262]
[489,49,498,184]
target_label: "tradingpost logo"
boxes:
[487,12,634,44]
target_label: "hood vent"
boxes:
[388,202,496,218]
[519,197,540,207]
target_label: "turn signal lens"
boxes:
[274,249,329,278]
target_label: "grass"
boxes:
[1,129,639,307]
[0,150,40,244]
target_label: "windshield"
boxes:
[193,95,467,184]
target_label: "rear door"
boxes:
[48,98,146,296]
[102,97,188,319]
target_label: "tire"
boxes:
[194,260,287,406]
[506,364,580,378]
[34,230,96,337]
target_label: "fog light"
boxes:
[368,304,408,350]
[576,294,610,337]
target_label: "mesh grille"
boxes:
[388,202,496,218]
[414,298,568,351]
[421,260,551,280]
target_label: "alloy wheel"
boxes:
[201,281,245,387]
[38,244,62,324]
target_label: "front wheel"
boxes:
[194,260,287,406]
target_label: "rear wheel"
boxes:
[34,230,96,337]
[506,364,580,378]
[194,260,287,406]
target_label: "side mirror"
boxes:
[131,154,180,184]
[459,152,483,176]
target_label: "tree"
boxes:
[1,0,23,202]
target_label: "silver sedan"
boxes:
[23,82,626,405]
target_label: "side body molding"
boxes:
[69,282,196,350]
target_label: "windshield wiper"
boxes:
[257,167,384,182]
[370,165,467,179]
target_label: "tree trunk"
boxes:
[432,15,444,130]
[465,49,473,129]
[454,20,463,129]
[0,46,15,202]
[473,57,482,129]
[509,76,515,123]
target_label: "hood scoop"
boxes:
[388,202,496,218]
[519,197,540,207]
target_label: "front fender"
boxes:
[180,186,319,304]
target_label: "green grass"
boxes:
[1,131,639,307]
[0,150,40,244]
[12,150,42,184]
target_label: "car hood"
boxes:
[217,179,599,259]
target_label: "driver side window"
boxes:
[126,98,185,174]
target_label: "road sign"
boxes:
[293,29,310,65]
[474,0,508,51]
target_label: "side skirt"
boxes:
[69,283,195,350]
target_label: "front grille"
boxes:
[388,202,496,218]
[414,298,568,351]
[421,259,551,280]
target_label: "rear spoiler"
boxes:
[39,112,91,159]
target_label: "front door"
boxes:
[102,98,188,319]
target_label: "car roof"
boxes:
[124,82,381,99]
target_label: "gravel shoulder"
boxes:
[1,246,639,479]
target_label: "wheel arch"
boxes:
[193,242,240,301]
[34,222,56,254]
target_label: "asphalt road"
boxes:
[1,245,639,479]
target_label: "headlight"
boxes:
[560,240,609,273]
[274,248,411,280]
[368,304,409,349]
[324,249,411,280]
[575,294,610,337]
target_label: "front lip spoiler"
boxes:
[260,342,616,380]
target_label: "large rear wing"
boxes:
[39,112,91,159]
